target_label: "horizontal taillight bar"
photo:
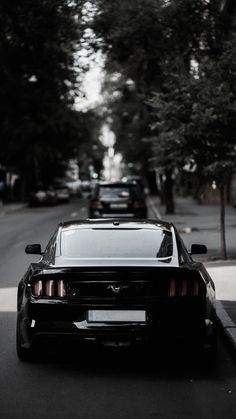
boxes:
[32,279,66,298]
[168,279,202,298]
[90,200,103,209]
[133,201,146,209]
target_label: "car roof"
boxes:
[60,219,172,232]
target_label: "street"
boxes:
[0,199,236,419]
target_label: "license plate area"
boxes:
[87,310,146,323]
[110,203,128,209]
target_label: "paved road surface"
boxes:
[0,199,236,419]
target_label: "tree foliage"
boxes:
[0,0,96,193]
[89,0,224,206]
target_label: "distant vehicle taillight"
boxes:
[168,279,202,298]
[180,279,187,297]
[133,200,145,209]
[168,279,176,297]
[90,200,104,209]
[32,279,66,298]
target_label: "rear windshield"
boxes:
[97,185,140,199]
[61,228,173,259]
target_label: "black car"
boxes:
[16,219,217,361]
[89,181,147,218]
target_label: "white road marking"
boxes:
[146,197,161,219]
[0,288,17,312]
[70,212,78,217]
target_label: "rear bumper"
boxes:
[18,299,215,349]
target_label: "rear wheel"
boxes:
[16,320,34,362]
[203,325,218,365]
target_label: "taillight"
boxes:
[168,279,202,298]
[180,279,187,297]
[133,200,145,209]
[32,279,66,298]
[192,280,199,296]
[45,280,54,297]
[58,280,66,297]
[90,200,103,209]
[168,279,176,297]
[33,280,43,296]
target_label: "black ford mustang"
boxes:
[16,219,217,361]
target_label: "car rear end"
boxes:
[89,182,147,218]
[18,265,215,351]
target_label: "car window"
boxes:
[98,185,142,199]
[98,186,131,199]
[60,228,173,259]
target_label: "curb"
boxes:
[0,203,27,216]
[216,300,236,351]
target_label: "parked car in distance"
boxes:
[16,219,217,361]
[28,186,58,207]
[89,181,147,218]
[53,183,70,203]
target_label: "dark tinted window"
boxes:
[61,228,173,258]
[97,184,141,199]
[98,186,131,199]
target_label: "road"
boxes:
[0,198,236,419]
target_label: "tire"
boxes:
[204,325,218,365]
[16,320,34,362]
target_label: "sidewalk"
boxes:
[148,195,236,351]
[0,201,27,216]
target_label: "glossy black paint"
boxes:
[190,244,208,255]
[16,219,217,361]
[25,244,43,255]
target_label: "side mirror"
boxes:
[25,244,43,255]
[190,244,207,255]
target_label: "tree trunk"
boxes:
[220,184,227,260]
[164,169,175,214]
[159,173,165,205]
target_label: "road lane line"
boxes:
[147,197,161,219]
[70,212,79,217]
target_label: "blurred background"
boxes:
[0,0,236,259]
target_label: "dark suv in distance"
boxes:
[89,181,147,219]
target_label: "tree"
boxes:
[150,33,236,258]
[0,0,90,198]
[87,0,220,210]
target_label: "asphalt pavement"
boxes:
[148,195,236,353]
